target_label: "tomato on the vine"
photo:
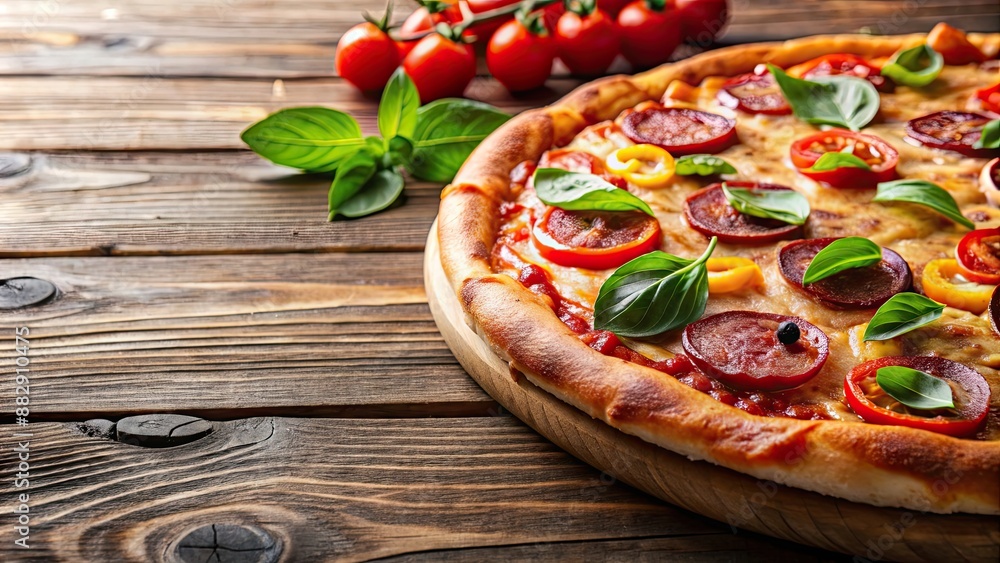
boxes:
[335,21,401,92]
[397,0,462,58]
[487,12,556,92]
[597,0,630,18]
[403,32,477,102]
[555,1,620,76]
[675,0,728,44]
[467,0,564,42]
[616,0,682,69]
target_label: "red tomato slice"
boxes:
[716,72,791,115]
[906,111,998,158]
[684,182,802,244]
[682,311,830,391]
[975,82,1000,115]
[956,228,1000,285]
[845,356,991,438]
[538,149,628,189]
[790,130,899,189]
[790,53,893,92]
[531,206,661,270]
[621,107,737,156]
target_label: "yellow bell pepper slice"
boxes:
[921,258,995,314]
[605,144,676,189]
[707,257,764,294]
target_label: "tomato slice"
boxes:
[684,182,803,244]
[531,206,661,270]
[905,111,998,158]
[956,228,1000,285]
[716,72,791,115]
[778,238,912,309]
[621,107,737,156]
[682,311,830,391]
[975,82,1000,115]
[538,149,628,189]
[844,356,991,438]
[790,129,899,189]
[979,158,1000,208]
[789,53,893,92]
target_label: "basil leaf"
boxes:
[377,68,420,144]
[973,119,1000,149]
[876,366,955,410]
[328,149,377,219]
[533,168,654,216]
[241,107,366,172]
[387,135,414,166]
[675,154,737,176]
[806,151,872,172]
[767,64,879,131]
[802,236,882,285]
[873,179,975,230]
[407,99,510,182]
[881,44,943,88]
[333,169,405,219]
[594,237,718,337]
[863,293,945,341]
[722,183,810,226]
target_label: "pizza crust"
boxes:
[439,31,1000,515]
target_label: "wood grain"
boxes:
[0,418,844,562]
[0,252,492,420]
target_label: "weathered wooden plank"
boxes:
[0,418,842,561]
[0,0,995,77]
[0,152,442,255]
[0,252,493,419]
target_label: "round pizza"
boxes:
[437,24,1000,515]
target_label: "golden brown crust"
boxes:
[438,30,1000,514]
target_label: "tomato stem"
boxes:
[391,0,563,42]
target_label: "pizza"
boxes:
[437,24,1000,515]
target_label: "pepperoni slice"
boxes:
[905,111,997,158]
[684,182,803,244]
[621,107,737,156]
[682,311,830,391]
[778,238,912,308]
[716,72,791,115]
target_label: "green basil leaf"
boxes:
[377,68,420,144]
[408,99,510,182]
[767,64,879,131]
[675,154,737,176]
[722,183,810,226]
[875,366,955,410]
[873,179,975,230]
[533,168,654,215]
[241,107,366,172]
[881,44,943,88]
[594,237,718,337]
[331,169,405,219]
[806,151,872,172]
[387,135,414,166]
[973,119,1000,149]
[863,293,945,341]
[802,236,882,285]
[328,149,377,218]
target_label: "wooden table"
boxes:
[0,1,996,561]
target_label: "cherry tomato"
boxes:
[927,22,987,65]
[675,0,729,44]
[403,33,477,103]
[531,206,661,270]
[845,356,991,438]
[487,17,555,92]
[788,53,893,92]
[335,22,401,92]
[616,0,682,69]
[598,0,630,18]
[467,0,565,42]
[974,83,1000,115]
[555,8,620,76]
[621,106,737,155]
[956,228,1000,285]
[396,1,462,58]
[717,71,790,115]
[790,130,899,189]
[906,111,997,158]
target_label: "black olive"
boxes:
[777,321,800,345]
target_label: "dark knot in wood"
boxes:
[175,524,281,563]
[116,414,212,448]
[0,154,31,178]
[0,278,57,310]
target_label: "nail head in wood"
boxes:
[175,524,281,563]
[116,414,212,448]
[0,278,57,310]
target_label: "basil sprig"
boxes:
[594,238,718,337]
[722,183,810,226]
[533,168,654,215]
[242,68,509,219]
[873,179,974,230]
[973,119,1000,150]
[881,44,943,88]
[806,151,871,172]
[863,293,944,341]
[802,236,882,285]
[767,64,879,131]
[876,366,955,410]
[675,154,737,176]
